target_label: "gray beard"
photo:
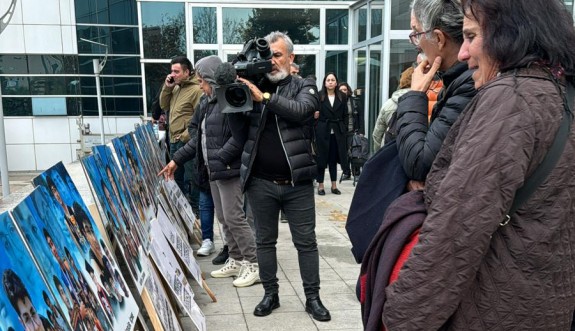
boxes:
[266,68,289,83]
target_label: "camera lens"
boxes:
[225,86,248,107]
[256,38,272,59]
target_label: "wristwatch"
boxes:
[262,92,271,105]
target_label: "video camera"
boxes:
[216,37,273,113]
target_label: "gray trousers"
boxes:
[246,177,320,299]
[210,177,257,263]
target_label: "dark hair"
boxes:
[3,269,31,313]
[338,82,353,97]
[85,259,94,274]
[43,290,50,304]
[43,228,52,241]
[46,175,56,190]
[170,56,194,75]
[320,72,345,102]
[462,0,575,75]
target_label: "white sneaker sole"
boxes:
[232,276,261,287]
[197,249,215,257]
[211,270,240,278]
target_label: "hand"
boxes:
[406,180,425,191]
[411,56,442,92]
[314,111,319,119]
[158,161,178,180]
[237,77,264,102]
[165,74,176,88]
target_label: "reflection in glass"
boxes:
[325,51,348,83]
[75,0,137,25]
[78,55,140,75]
[2,97,32,116]
[193,7,217,44]
[391,0,411,30]
[223,8,320,45]
[72,97,142,116]
[326,9,348,44]
[101,77,143,96]
[0,55,28,74]
[29,76,67,95]
[77,26,139,55]
[144,63,171,114]
[369,48,382,141]
[357,6,368,42]
[193,50,218,66]
[141,2,186,59]
[371,6,383,38]
[293,54,316,80]
[355,49,366,91]
[389,40,418,97]
[1,77,29,95]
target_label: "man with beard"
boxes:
[235,31,330,321]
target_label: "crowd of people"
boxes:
[154,0,575,327]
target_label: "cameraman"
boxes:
[235,31,330,322]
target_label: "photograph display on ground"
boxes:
[134,124,162,194]
[0,211,72,331]
[81,155,150,292]
[92,145,151,252]
[143,265,183,331]
[112,134,157,215]
[11,187,114,331]
[32,163,140,330]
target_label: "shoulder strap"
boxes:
[502,82,574,225]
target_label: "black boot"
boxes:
[254,293,280,317]
[305,297,331,321]
[211,245,228,265]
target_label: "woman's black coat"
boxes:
[315,90,349,170]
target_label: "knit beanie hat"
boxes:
[195,55,223,86]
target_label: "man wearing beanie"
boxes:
[159,55,259,287]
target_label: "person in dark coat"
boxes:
[314,72,350,195]
[390,0,476,192]
[338,82,364,177]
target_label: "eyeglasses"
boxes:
[409,30,432,46]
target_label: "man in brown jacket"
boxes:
[160,56,202,208]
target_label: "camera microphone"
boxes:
[215,62,237,86]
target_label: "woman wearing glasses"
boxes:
[392,0,476,190]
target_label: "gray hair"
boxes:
[411,0,464,44]
[264,31,294,55]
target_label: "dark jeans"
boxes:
[199,189,215,241]
[246,177,320,298]
[169,141,199,215]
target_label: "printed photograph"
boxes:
[0,212,72,331]
[144,266,182,331]
[81,155,149,293]
[134,124,162,194]
[112,134,156,215]
[31,163,140,330]
[11,188,113,331]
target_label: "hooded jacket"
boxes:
[383,66,575,330]
[160,74,202,143]
[172,56,248,181]
[372,88,410,150]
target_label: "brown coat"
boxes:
[383,66,575,330]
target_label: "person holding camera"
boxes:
[159,55,259,288]
[160,56,202,213]
[235,31,331,322]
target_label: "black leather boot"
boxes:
[305,297,331,321]
[253,293,280,317]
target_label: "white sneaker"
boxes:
[211,258,241,278]
[232,262,260,287]
[197,239,215,256]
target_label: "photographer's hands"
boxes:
[237,77,264,102]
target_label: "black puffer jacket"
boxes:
[172,95,247,182]
[395,62,476,181]
[238,75,319,191]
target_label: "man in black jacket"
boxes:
[235,31,331,321]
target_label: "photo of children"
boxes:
[31,163,139,330]
[92,145,150,251]
[141,121,167,168]
[0,212,71,331]
[133,125,161,196]
[112,134,156,215]
[11,188,112,331]
[81,155,149,292]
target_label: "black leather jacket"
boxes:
[236,75,319,191]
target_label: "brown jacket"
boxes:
[383,66,575,330]
[160,76,202,143]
